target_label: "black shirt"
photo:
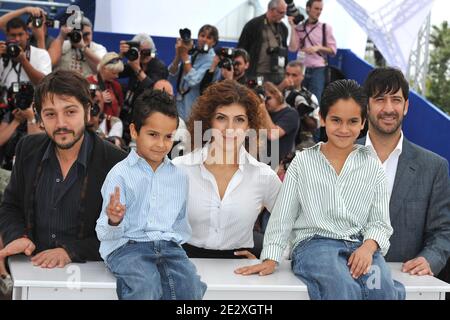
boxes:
[266,106,300,164]
[34,131,92,253]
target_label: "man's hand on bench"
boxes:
[0,237,36,260]
[31,248,71,269]
[234,259,277,276]
[402,257,434,276]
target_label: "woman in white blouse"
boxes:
[172,80,282,259]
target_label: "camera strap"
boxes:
[2,45,31,84]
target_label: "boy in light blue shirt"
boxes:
[96,89,206,300]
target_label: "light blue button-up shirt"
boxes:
[96,149,190,260]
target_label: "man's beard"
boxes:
[51,127,85,150]
[368,112,403,136]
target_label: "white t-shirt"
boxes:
[0,45,51,89]
[172,145,282,250]
[57,40,107,77]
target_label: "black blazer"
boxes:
[238,14,288,78]
[0,131,127,262]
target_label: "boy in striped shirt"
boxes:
[236,80,405,300]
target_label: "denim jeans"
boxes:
[291,236,406,300]
[303,66,326,104]
[106,240,207,300]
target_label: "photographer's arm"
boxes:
[48,26,71,67]
[288,17,300,52]
[0,7,44,31]
[19,54,45,85]
[0,120,20,147]
[82,46,102,74]
[258,103,286,141]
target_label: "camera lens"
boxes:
[69,31,82,43]
[6,42,21,59]
[125,47,139,61]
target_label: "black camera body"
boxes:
[89,84,101,117]
[45,17,60,29]
[2,41,21,59]
[27,15,43,28]
[179,28,192,44]
[285,88,316,118]
[285,0,305,25]
[68,30,82,44]
[247,76,265,99]
[124,41,140,61]
[6,82,34,111]
[215,47,235,71]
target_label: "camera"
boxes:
[6,82,34,111]
[2,41,21,59]
[215,47,235,71]
[45,17,60,29]
[285,0,305,24]
[285,88,316,117]
[247,76,265,99]
[27,15,43,28]
[179,28,192,44]
[68,30,82,44]
[124,41,140,61]
[89,84,101,117]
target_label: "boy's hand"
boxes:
[348,239,378,279]
[234,259,277,276]
[107,186,126,225]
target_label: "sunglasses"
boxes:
[105,57,121,65]
[82,32,91,38]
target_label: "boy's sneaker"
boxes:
[0,274,13,296]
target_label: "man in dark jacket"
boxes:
[238,0,288,84]
[0,70,126,270]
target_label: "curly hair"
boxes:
[187,80,266,150]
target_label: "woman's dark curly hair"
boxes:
[187,79,266,150]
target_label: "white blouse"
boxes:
[172,145,282,250]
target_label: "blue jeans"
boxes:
[106,240,207,300]
[291,236,406,300]
[303,67,326,104]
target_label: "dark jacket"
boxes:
[0,132,127,262]
[237,14,288,78]
[358,136,450,274]
[120,57,168,108]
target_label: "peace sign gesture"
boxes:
[107,186,126,226]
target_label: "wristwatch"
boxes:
[27,118,37,125]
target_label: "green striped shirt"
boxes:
[261,142,393,263]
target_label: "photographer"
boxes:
[259,82,299,167]
[168,24,217,121]
[48,16,106,77]
[0,6,53,50]
[86,83,124,149]
[0,18,51,88]
[238,0,288,84]
[278,60,319,146]
[118,33,168,144]
[87,52,124,118]
[200,47,250,93]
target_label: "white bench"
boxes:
[9,255,450,300]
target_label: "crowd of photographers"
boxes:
[0,0,323,177]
